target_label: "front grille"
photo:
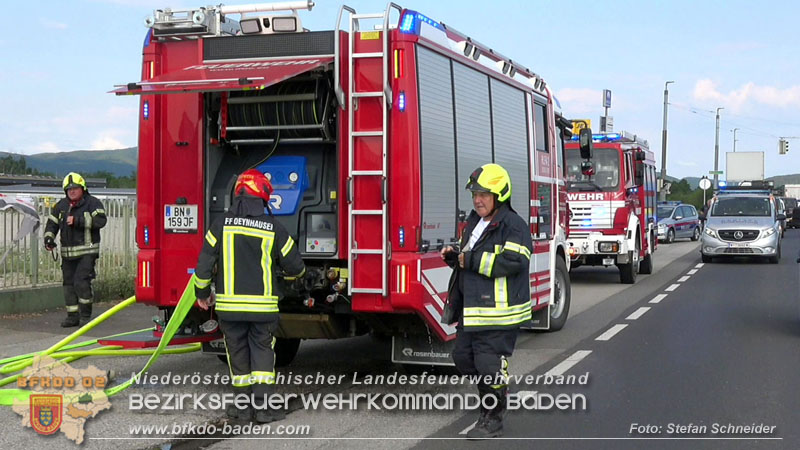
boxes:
[718,229,759,242]
[722,247,756,254]
[204,31,335,61]
[569,206,612,229]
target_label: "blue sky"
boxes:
[2,0,799,180]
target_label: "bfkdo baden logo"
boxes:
[12,356,112,444]
[30,394,63,435]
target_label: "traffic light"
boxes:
[779,139,789,154]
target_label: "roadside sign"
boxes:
[603,89,612,108]
[571,119,592,136]
[698,178,712,190]
[708,170,723,175]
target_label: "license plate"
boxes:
[728,242,750,248]
[164,204,198,233]
[602,258,615,265]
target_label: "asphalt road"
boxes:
[1,236,768,449]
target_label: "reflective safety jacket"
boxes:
[446,203,533,331]
[194,196,305,322]
[44,193,107,259]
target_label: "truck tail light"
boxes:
[397,264,409,293]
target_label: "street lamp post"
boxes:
[713,107,724,189]
[732,128,739,152]
[660,81,674,201]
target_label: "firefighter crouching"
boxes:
[44,172,107,328]
[440,163,533,439]
[194,169,305,423]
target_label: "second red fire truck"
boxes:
[111,1,574,366]
[565,131,658,284]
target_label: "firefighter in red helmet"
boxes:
[440,163,533,439]
[194,169,305,423]
[44,172,107,327]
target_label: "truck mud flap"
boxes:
[391,335,455,366]
[521,304,550,330]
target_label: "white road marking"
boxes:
[649,294,668,304]
[678,276,690,282]
[695,263,705,268]
[687,269,698,275]
[595,324,628,341]
[545,350,593,377]
[626,307,651,320]
[665,284,680,292]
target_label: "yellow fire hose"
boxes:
[0,275,202,406]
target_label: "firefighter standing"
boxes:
[44,173,107,328]
[441,163,532,440]
[194,169,305,424]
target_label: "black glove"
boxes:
[44,236,56,250]
[443,249,460,266]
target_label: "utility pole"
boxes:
[732,128,739,152]
[713,107,724,189]
[660,81,674,201]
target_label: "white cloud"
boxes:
[693,79,800,111]
[31,142,64,153]
[40,18,67,30]
[555,88,600,116]
[91,132,127,150]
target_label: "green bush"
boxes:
[94,266,135,302]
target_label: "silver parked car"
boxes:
[657,202,701,243]
[700,193,783,263]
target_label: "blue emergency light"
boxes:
[399,10,441,34]
[398,92,406,111]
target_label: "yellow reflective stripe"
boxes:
[250,371,276,385]
[91,209,105,216]
[223,231,235,296]
[491,356,510,389]
[194,277,212,289]
[503,241,531,259]
[78,298,92,304]
[463,300,532,317]
[280,237,295,257]
[216,304,280,313]
[48,215,58,224]
[61,243,100,257]
[262,237,270,298]
[84,212,92,243]
[66,305,79,312]
[478,252,496,277]
[462,308,532,327]
[217,294,279,301]
[494,277,508,309]
[232,374,251,387]
[225,226,275,240]
[205,230,217,247]
[44,231,55,239]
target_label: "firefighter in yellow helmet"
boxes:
[194,169,305,423]
[44,173,107,327]
[440,163,532,439]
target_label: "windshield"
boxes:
[657,206,675,218]
[781,197,797,209]
[566,147,620,192]
[711,197,772,217]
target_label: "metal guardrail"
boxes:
[0,194,136,290]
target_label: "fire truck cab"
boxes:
[113,1,573,366]
[565,130,658,284]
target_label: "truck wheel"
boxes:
[548,256,571,331]
[275,338,301,367]
[639,251,654,274]
[619,238,639,284]
[666,228,675,244]
[691,227,700,241]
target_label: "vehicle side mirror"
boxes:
[581,161,594,176]
[634,165,644,186]
[777,213,786,221]
[579,128,593,159]
[674,215,683,220]
[635,150,646,161]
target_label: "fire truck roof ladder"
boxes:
[338,4,402,296]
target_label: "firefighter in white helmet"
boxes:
[44,172,107,327]
[440,163,533,439]
[194,169,305,423]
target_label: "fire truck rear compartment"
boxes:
[203,70,359,339]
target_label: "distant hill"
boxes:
[767,174,800,186]
[0,147,137,177]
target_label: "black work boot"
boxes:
[467,389,506,440]
[79,303,93,326]
[226,404,253,420]
[61,313,80,328]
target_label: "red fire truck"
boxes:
[565,131,657,284]
[112,1,573,366]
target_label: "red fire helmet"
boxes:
[234,169,273,202]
